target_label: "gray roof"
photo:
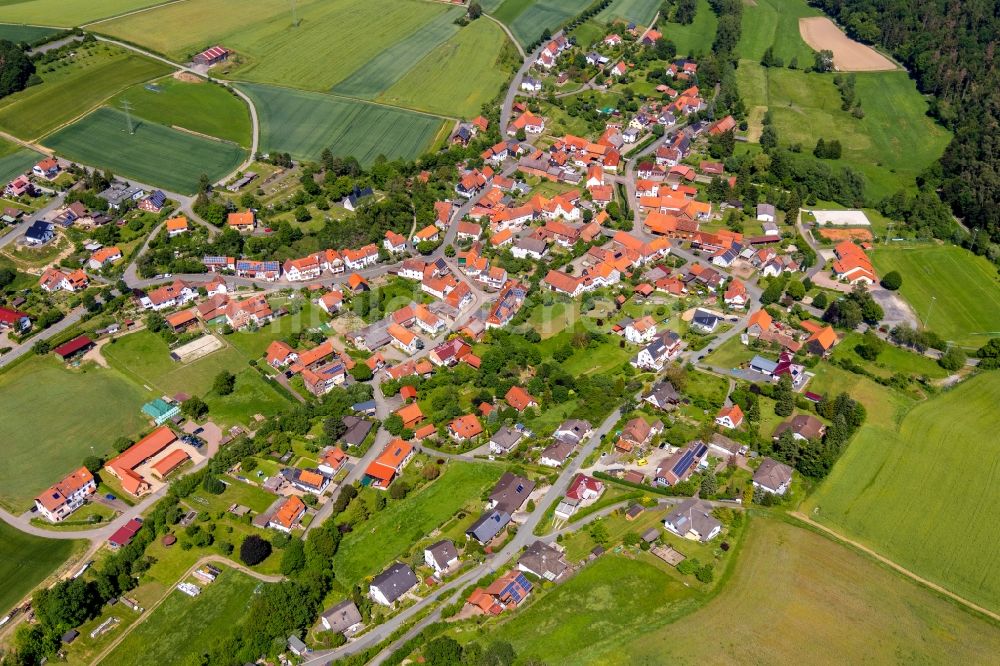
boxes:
[371,562,417,603]
[554,419,591,444]
[490,426,523,452]
[753,457,793,491]
[516,236,548,254]
[489,472,535,513]
[692,309,719,326]
[321,599,362,634]
[466,509,510,543]
[757,203,776,216]
[541,440,574,463]
[425,539,458,570]
[341,415,373,446]
[750,355,779,374]
[664,499,721,542]
[642,527,660,543]
[518,540,568,579]
[645,381,680,407]
[287,635,308,653]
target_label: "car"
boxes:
[105,493,116,501]
[163,273,172,278]
[193,427,204,435]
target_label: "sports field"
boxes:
[240,83,447,165]
[737,62,951,198]
[596,0,660,26]
[804,372,1000,614]
[586,518,1000,664]
[0,355,151,512]
[0,23,59,44]
[44,107,245,193]
[0,523,84,612]
[109,76,252,147]
[494,0,585,47]
[0,44,169,141]
[737,0,820,65]
[332,462,503,586]
[657,0,718,56]
[870,244,1000,348]
[0,0,164,27]
[102,568,261,666]
[0,140,42,185]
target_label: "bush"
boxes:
[240,535,272,566]
[695,563,715,583]
[938,346,966,371]
[202,476,225,494]
[880,270,902,290]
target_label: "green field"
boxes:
[656,0,718,56]
[0,0,165,27]
[0,523,83,612]
[870,244,1000,348]
[596,0,660,25]
[0,140,42,185]
[0,356,151,511]
[240,83,447,164]
[587,518,1000,664]
[831,332,950,379]
[102,568,261,666]
[804,372,1000,614]
[737,61,951,198]
[373,19,514,118]
[494,0,585,47]
[44,107,245,193]
[737,0,820,64]
[0,44,169,141]
[109,76,252,147]
[332,462,503,586]
[0,23,59,44]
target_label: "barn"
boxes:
[193,45,230,66]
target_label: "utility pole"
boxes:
[121,100,134,135]
[290,0,298,26]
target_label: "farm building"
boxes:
[54,335,94,360]
[193,45,230,66]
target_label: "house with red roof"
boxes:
[365,439,414,489]
[505,386,537,412]
[715,404,744,430]
[34,467,96,522]
[449,414,483,441]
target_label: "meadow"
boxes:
[831,332,950,379]
[736,0,821,65]
[589,518,1000,664]
[803,371,1000,614]
[0,23,58,44]
[44,107,246,193]
[0,44,169,141]
[109,76,252,147]
[494,0,584,47]
[870,244,1000,348]
[0,523,84,612]
[737,61,951,198]
[596,0,660,26]
[0,0,164,27]
[0,356,151,512]
[0,140,41,185]
[240,83,447,165]
[101,568,261,666]
[332,461,503,586]
[652,0,718,56]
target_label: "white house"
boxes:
[624,316,657,344]
[423,540,459,575]
[663,499,722,542]
[752,457,793,495]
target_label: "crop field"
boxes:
[494,0,585,47]
[332,462,503,586]
[656,0,718,56]
[804,372,1000,613]
[587,518,1000,664]
[0,140,42,185]
[109,76,252,147]
[870,244,1000,348]
[0,0,164,27]
[596,0,660,26]
[0,355,151,511]
[0,44,169,141]
[373,19,514,118]
[0,23,58,44]
[737,0,820,65]
[737,62,951,198]
[0,523,83,612]
[240,83,447,165]
[102,568,261,666]
[44,107,245,193]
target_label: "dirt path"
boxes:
[789,511,999,622]
[798,17,896,71]
[82,338,111,368]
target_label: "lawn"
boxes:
[0,141,42,186]
[240,83,447,165]
[653,0,718,56]
[589,517,1000,664]
[870,243,1000,348]
[0,43,169,141]
[332,461,503,586]
[109,76,252,147]
[101,568,262,666]
[491,554,703,663]
[736,0,821,64]
[494,0,584,47]
[737,61,951,198]
[806,362,910,430]
[596,0,660,25]
[375,18,515,118]
[43,107,246,194]
[0,23,59,44]
[831,332,949,379]
[704,334,756,369]
[0,0,165,26]
[803,371,1000,614]
[0,522,84,612]
[0,356,151,512]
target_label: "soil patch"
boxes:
[799,17,896,71]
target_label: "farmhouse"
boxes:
[104,427,179,496]
[34,467,96,522]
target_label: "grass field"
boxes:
[240,83,447,164]
[0,522,83,612]
[656,0,718,56]
[375,18,514,118]
[870,244,1000,348]
[44,107,245,193]
[588,517,1000,664]
[102,568,261,666]
[109,76,252,147]
[737,0,820,64]
[0,0,164,26]
[0,141,42,185]
[596,0,660,25]
[332,462,503,586]
[0,23,59,44]
[831,332,950,379]
[803,372,1000,614]
[737,61,951,198]
[0,44,169,141]
[0,356,151,512]
[494,0,583,47]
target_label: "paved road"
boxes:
[0,193,66,249]
[500,34,559,132]
[0,305,85,368]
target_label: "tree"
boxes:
[977,338,1000,369]
[83,455,103,474]
[813,49,834,72]
[695,563,715,583]
[0,267,15,289]
[421,462,440,480]
[812,291,828,309]
[240,535,272,566]
[880,270,903,290]
[938,346,966,371]
[350,363,373,382]
[623,531,641,546]
[280,539,306,575]
[700,471,718,497]
[213,370,236,396]
[854,330,884,361]
[384,413,404,436]
[424,636,463,666]
[479,641,517,666]
[388,481,410,499]
[774,375,794,416]
[32,339,50,355]
[181,396,208,419]
[467,1,482,19]
[785,279,806,301]
[202,476,225,494]
[0,40,35,98]
[760,281,784,305]
[589,520,609,545]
